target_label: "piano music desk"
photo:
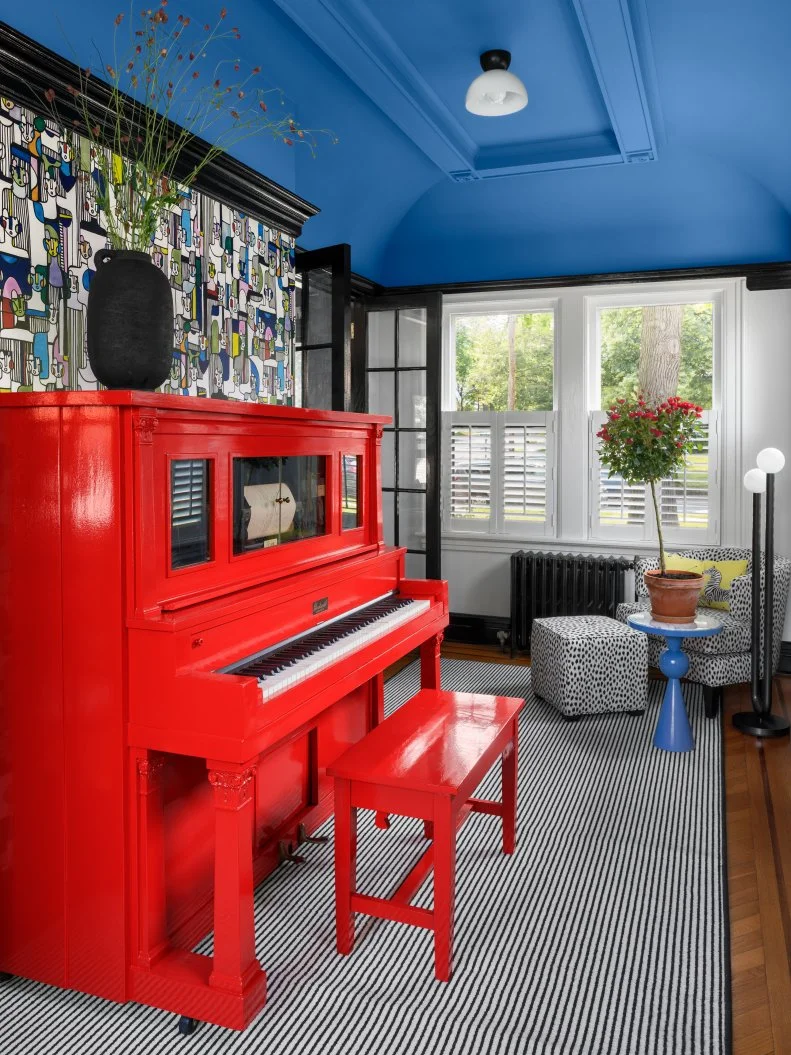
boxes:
[329,688,526,981]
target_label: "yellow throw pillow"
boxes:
[665,554,748,611]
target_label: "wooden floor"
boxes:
[395,641,791,1055]
[725,677,791,1055]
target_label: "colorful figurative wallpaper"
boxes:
[0,96,297,403]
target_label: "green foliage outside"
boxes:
[454,313,554,411]
[599,303,713,410]
[454,303,713,413]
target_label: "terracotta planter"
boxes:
[644,569,705,624]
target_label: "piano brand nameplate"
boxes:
[312,597,329,615]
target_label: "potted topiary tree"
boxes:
[597,394,705,623]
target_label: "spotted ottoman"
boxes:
[530,615,648,719]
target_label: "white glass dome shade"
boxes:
[756,447,785,474]
[744,468,767,494]
[466,50,527,117]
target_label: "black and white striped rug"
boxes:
[0,659,729,1055]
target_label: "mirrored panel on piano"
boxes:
[170,459,211,570]
[341,454,362,530]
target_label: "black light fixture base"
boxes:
[479,49,512,72]
[732,710,790,738]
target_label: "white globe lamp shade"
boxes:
[466,50,527,117]
[756,447,785,474]
[744,468,767,494]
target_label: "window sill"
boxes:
[441,533,663,557]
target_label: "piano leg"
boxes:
[206,762,265,998]
[334,778,357,956]
[129,757,268,1029]
[135,752,167,968]
[371,672,385,726]
[420,631,444,690]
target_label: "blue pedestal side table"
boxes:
[627,611,723,752]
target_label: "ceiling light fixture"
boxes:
[465,49,527,117]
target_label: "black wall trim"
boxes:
[779,642,791,676]
[446,612,511,648]
[356,261,791,296]
[0,22,319,237]
[350,272,385,299]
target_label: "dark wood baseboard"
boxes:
[446,612,511,648]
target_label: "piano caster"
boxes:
[177,1016,199,1037]
[297,823,329,845]
[278,840,306,865]
[374,811,391,830]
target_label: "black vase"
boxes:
[86,249,174,390]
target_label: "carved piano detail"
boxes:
[0,392,448,1031]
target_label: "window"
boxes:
[443,282,735,552]
[444,310,556,536]
[589,298,719,544]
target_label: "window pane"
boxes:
[381,430,395,488]
[398,307,427,367]
[171,459,210,569]
[598,302,713,410]
[398,491,426,550]
[368,371,394,420]
[398,431,427,489]
[449,423,491,521]
[398,369,426,428]
[453,312,554,412]
[382,489,395,546]
[367,310,395,368]
[405,552,426,579]
[305,267,332,346]
[303,346,332,409]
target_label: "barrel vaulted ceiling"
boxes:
[7,0,791,285]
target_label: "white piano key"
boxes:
[257,599,430,701]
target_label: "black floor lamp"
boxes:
[733,447,790,738]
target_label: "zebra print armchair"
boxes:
[616,547,791,718]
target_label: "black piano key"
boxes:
[231,595,419,679]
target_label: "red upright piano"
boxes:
[0,392,448,1030]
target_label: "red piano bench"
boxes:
[327,688,525,982]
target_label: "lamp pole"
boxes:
[733,450,789,738]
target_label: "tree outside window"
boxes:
[454,313,554,412]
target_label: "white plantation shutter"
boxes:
[444,412,556,535]
[448,421,492,523]
[590,412,718,543]
[171,460,208,525]
[502,420,550,528]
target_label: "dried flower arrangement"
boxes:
[45,3,335,249]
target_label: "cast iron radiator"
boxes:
[509,550,633,653]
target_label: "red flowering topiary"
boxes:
[597,394,703,574]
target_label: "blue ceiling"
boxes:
[362,0,612,150]
[7,0,791,285]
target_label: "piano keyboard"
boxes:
[224,595,431,700]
